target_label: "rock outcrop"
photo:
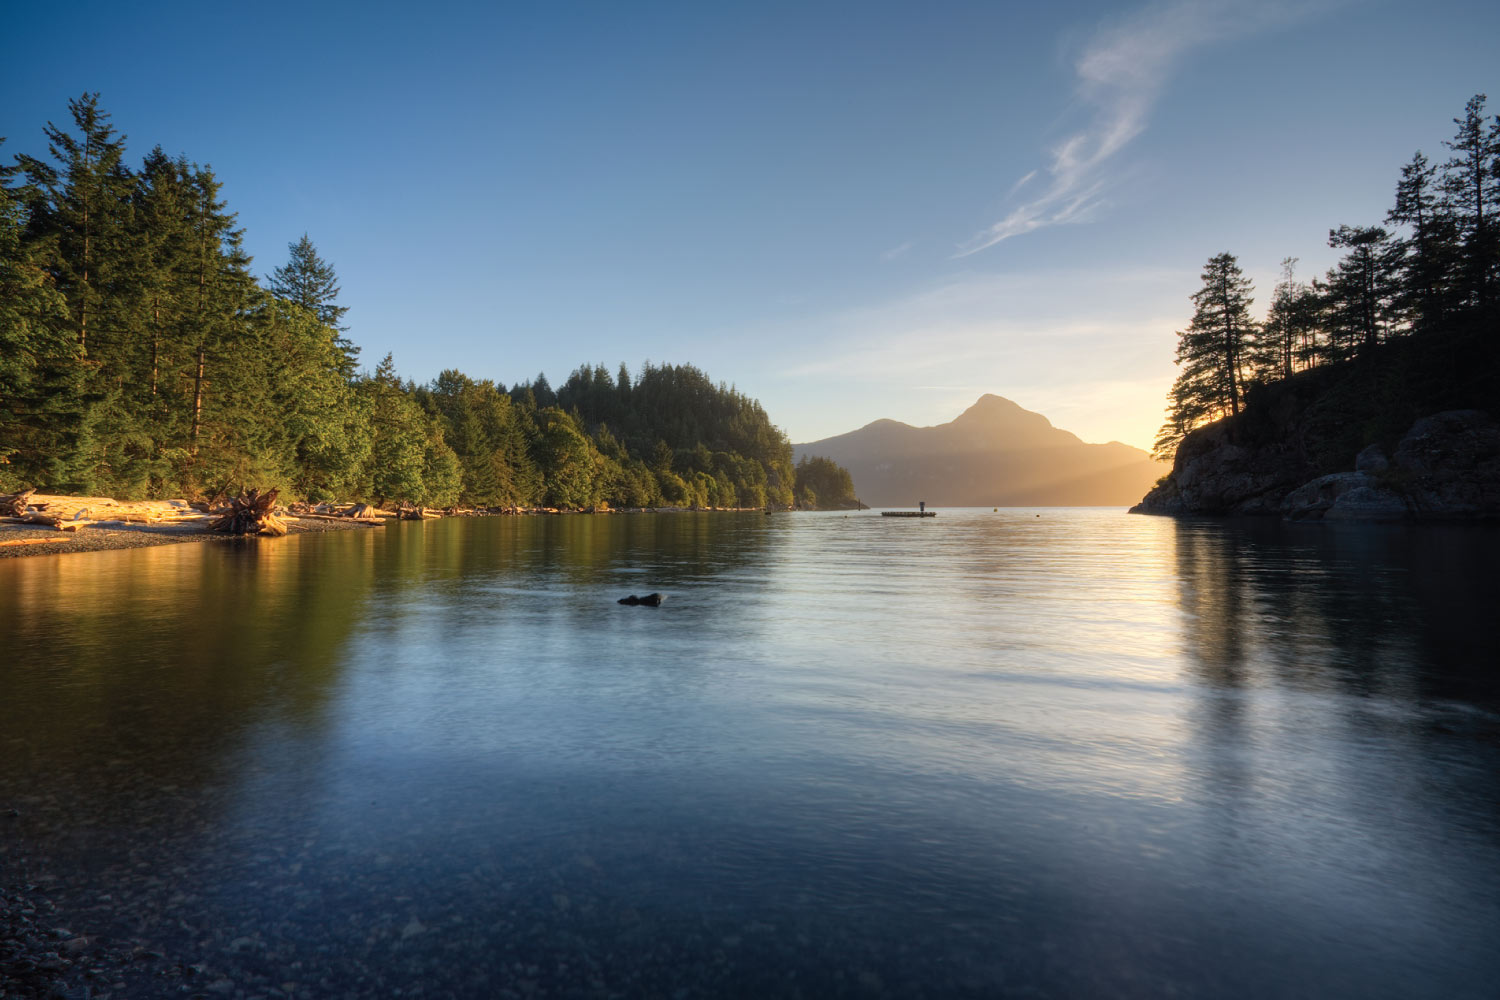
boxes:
[1132,409,1500,522]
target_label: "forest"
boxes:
[0,94,853,510]
[1154,95,1500,463]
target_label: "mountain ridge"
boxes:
[794,394,1164,507]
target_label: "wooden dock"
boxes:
[881,511,936,517]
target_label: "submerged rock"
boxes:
[618,593,665,606]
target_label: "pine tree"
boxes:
[1439,94,1499,312]
[0,140,76,488]
[1324,225,1396,357]
[15,94,135,359]
[128,148,194,411]
[1153,253,1256,459]
[362,354,428,503]
[1248,258,1302,382]
[269,233,358,376]
[1386,151,1456,330]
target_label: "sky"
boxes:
[4,0,1496,451]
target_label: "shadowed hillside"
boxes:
[794,395,1166,506]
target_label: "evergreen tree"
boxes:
[1153,253,1256,459]
[128,148,194,412]
[178,164,255,486]
[0,142,76,489]
[1249,258,1303,382]
[1439,94,1499,313]
[1386,151,1456,329]
[269,233,358,376]
[794,455,857,508]
[533,407,597,508]
[14,93,134,358]
[362,354,428,503]
[269,233,347,327]
[1323,225,1396,357]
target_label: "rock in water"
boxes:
[617,593,665,606]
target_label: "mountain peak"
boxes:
[793,393,1161,506]
[951,394,1054,432]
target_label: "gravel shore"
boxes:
[0,518,375,560]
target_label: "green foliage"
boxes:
[269,233,358,376]
[0,96,810,510]
[794,455,857,508]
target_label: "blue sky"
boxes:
[4,0,1495,450]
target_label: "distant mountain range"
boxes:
[793,395,1165,507]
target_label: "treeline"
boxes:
[1155,94,1500,459]
[0,93,838,509]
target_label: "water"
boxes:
[2,509,1498,998]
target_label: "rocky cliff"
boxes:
[1132,409,1500,521]
[1132,326,1500,522]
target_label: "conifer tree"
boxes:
[1386,151,1456,329]
[128,148,194,412]
[1248,258,1310,382]
[1153,253,1256,459]
[0,141,76,488]
[14,93,134,358]
[269,233,358,376]
[1440,94,1499,312]
[362,353,428,503]
[1324,225,1396,357]
[180,165,255,475]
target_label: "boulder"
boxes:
[1355,444,1390,473]
[1281,472,1372,520]
[1323,485,1411,521]
[1390,410,1500,518]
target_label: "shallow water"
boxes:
[2,509,1498,998]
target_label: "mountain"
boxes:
[793,395,1165,507]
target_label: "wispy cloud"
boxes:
[957,0,1327,256]
[881,241,914,261]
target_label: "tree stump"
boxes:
[208,487,287,536]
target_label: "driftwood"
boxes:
[208,487,287,536]
[395,502,441,520]
[1,489,36,517]
[292,512,382,526]
[4,511,82,531]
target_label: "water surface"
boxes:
[2,510,1498,998]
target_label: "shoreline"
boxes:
[0,515,371,560]
[0,503,836,561]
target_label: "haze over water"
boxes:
[3,510,1498,998]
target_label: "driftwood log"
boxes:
[208,487,288,536]
[395,502,441,520]
[1,489,36,517]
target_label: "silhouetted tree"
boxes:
[1439,94,1499,312]
[1153,253,1256,458]
[1324,225,1396,357]
[1386,151,1456,330]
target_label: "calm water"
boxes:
[2,509,1498,998]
